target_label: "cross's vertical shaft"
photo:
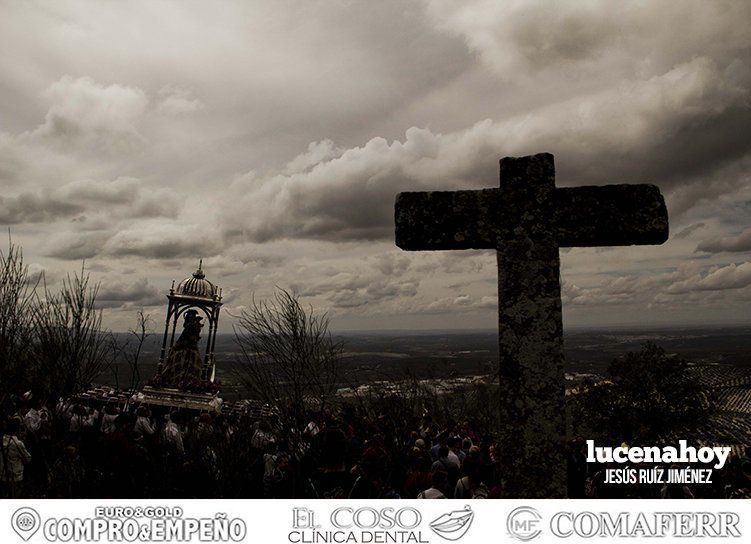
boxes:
[394,151,669,497]
[496,153,565,497]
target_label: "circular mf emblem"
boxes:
[507,506,542,541]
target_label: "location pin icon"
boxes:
[11,507,41,541]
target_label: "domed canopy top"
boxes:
[174,260,218,300]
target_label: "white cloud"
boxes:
[1,177,182,226]
[1,1,750,329]
[97,277,162,309]
[223,57,750,243]
[156,86,204,115]
[32,76,148,152]
[422,0,751,80]
[103,222,222,259]
[696,227,751,254]
[666,262,751,294]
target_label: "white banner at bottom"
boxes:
[0,499,748,544]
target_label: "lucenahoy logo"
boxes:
[429,505,474,541]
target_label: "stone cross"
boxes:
[394,153,668,498]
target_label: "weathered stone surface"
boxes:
[393,152,670,498]
[395,189,500,250]
[554,184,668,247]
[495,153,565,498]
[395,172,668,251]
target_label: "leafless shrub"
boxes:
[0,239,37,403]
[110,309,153,393]
[233,288,341,438]
[33,265,112,402]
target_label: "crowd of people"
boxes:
[2,391,749,499]
[1,391,504,499]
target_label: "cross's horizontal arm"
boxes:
[395,189,500,250]
[395,184,668,250]
[555,184,668,247]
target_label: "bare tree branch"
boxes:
[233,288,342,440]
[32,264,112,404]
[0,238,37,404]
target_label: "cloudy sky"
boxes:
[2,0,750,332]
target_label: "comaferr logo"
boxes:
[550,512,741,538]
[505,508,742,539]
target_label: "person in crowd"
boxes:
[193,412,214,443]
[404,447,432,499]
[309,427,352,499]
[262,439,293,498]
[49,445,83,498]
[454,456,488,499]
[417,470,447,499]
[23,398,42,434]
[100,404,119,434]
[0,418,32,498]
[161,411,184,456]
[349,444,400,499]
[251,419,275,450]
[432,443,461,494]
[460,437,473,463]
[303,411,321,440]
[84,406,99,429]
[418,414,434,441]
[37,405,52,439]
[133,406,155,438]
[448,436,464,466]
[68,403,89,434]
[429,439,441,461]
[101,413,139,496]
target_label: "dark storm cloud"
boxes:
[696,228,751,254]
[60,178,142,206]
[1,178,181,226]
[674,223,706,240]
[372,253,411,277]
[328,278,420,309]
[0,193,83,224]
[423,1,751,79]
[97,277,162,309]
[561,261,751,309]
[416,253,488,275]
[213,0,751,245]
[3,0,751,328]
[103,227,221,260]
[224,55,751,243]
[289,265,421,310]
[418,293,496,315]
[43,232,112,260]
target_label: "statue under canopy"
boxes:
[159,309,205,386]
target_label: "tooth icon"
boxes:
[429,505,474,541]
